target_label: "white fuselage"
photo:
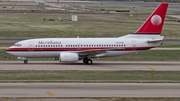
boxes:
[6,34,163,59]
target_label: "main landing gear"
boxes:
[83,57,93,65]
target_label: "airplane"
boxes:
[6,2,168,65]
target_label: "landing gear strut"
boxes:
[83,57,92,65]
[24,60,28,64]
[17,57,28,64]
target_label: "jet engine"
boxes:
[59,52,79,62]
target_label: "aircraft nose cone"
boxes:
[6,47,10,51]
[6,47,12,54]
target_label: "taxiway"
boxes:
[0,61,179,71]
[0,83,179,97]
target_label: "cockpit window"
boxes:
[13,43,22,47]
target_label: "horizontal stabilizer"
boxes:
[147,39,163,43]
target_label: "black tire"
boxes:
[87,59,92,65]
[24,60,28,64]
[83,58,88,64]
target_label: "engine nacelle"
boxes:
[59,52,79,62]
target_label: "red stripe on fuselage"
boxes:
[6,47,154,51]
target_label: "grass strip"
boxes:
[0,71,180,83]
[159,44,180,48]
[0,13,179,38]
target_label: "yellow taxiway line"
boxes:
[147,66,155,71]
[45,91,55,97]
[26,82,33,85]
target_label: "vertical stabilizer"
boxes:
[135,2,168,35]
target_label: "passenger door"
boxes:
[28,41,34,51]
[132,40,136,50]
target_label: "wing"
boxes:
[76,48,123,57]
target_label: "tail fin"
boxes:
[135,2,168,35]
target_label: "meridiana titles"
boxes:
[38,41,61,44]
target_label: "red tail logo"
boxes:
[135,2,168,34]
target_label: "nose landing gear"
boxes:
[17,57,28,64]
[24,60,28,64]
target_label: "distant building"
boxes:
[37,2,45,7]
[81,4,87,9]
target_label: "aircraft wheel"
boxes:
[87,59,92,65]
[24,60,28,64]
[83,58,88,64]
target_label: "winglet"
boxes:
[135,2,168,35]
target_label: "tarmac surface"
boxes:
[0,83,180,97]
[0,61,180,71]
[25,1,180,11]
